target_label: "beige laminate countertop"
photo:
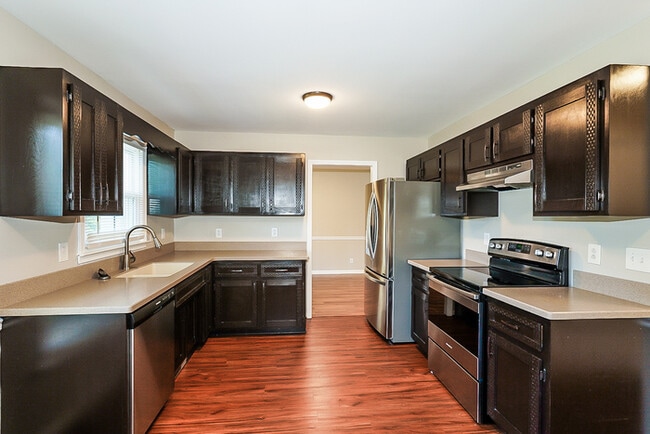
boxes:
[0,250,308,317]
[407,258,486,272]
[484,286,650,320]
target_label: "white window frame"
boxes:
[77,134,148,264]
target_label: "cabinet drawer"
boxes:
[214,262,259,277]
[176,267,209,306]
[488,302,544,351]
[260,261,303,277]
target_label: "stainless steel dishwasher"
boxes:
[127,289,175,434]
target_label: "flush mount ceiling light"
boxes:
[302,91,333,109]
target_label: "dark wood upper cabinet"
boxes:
[440,138,498,218]
[232,153,267,215]
[440,138,465,216]
[176,147,193,215]
[147,144,177,215]
[192,151,305,216]
[533,64,650,217]
[193,152,232,214]
[0,66,123,217]
[406,147,441,181]
[267,153,305,215]
[465,109,534,172]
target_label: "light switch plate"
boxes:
[58,242,69,262]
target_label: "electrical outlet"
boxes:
[349,257,354,264]
[483,233,491,245]
[626,248,650,272]
[271,227,278,238]
[58,242,69,262]
[159,228,166,240]
[215,228,222,238]
[587,244,601,265]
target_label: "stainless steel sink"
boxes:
[117,262,194,278]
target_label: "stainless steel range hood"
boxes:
[456,159,533,191]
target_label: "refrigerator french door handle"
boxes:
[366,191,379,259]
[365,269,387,285]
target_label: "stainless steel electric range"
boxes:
[426,238,569,423]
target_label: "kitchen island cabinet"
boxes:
[213,260,306,335]
[485,292,650,433]
[0,66,123,217]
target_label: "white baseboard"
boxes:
[312,269,364,275]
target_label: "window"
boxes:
[77,134,147,263]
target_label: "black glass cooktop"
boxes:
[429,265,557,294]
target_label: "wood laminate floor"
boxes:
[149,276,501,433]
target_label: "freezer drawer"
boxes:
[364,269,392,340]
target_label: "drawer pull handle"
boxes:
[273,268,289,272]
[499,319,520,331]
[445,342,453,350]
[230,269,244,273]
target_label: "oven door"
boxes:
[427,276,484,423]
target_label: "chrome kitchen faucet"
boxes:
[123,225,163,271]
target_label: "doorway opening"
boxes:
[306,160,376,318]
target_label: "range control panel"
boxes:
[488,238,568,268]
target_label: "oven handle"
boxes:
[429,277,480,313]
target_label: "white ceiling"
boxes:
[3,1,650,138]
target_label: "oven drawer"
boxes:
[428,320,478,378]
[428,338,481,423]
[488,302,544,351]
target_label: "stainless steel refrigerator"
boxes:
[364,178,461,343]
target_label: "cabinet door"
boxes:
[176,147,193,214]
[232,153,267,215]
[410,269,429,356]
[534,78,602,214]
[493,109,534,163]
[147,145,177,215]
[487,330,543,434]
[213,279,259,331]
[406,155,422,180]
[464,126,491,171]
[441,139,465,216]
[175,295,197,372]
[68,81,123,214]
[259,261,305,332]
[420,148,441,181]
[261,278,303,330]
[193,152,231,214]
[267,153,305,215]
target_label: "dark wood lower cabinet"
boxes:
[0,314,127,433]
[174,266,212,374]
[411,267,429,356]
[487,299,650,434]
[213,260,306,335]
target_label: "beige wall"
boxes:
[311,167,370,273]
